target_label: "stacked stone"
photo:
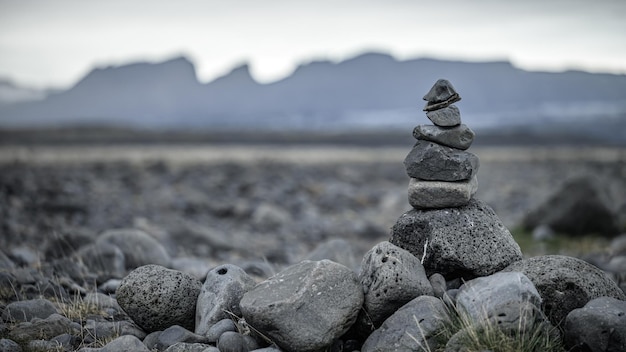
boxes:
[404,79,479,209]
[391,79,523,281]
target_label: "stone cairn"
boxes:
[404,78,478,209]
[390,79,523,281]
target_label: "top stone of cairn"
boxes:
[423,79,461,111]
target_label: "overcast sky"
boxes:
[1,0,625,89]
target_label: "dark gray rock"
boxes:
[165,342,218,352]
[51,333,80,351]
[407,176,478,209]
[564,296,626,352]
[83,319,146,343]
[361,295,450,352]
[97,228,171,270]
[76,242,126,279]
[523,176,620,236]
[142,331,161,350]
[425,105,461,127]
[116,264,202,333]
[358,241,433,327]
[390,198,522,280]
[303,238,358,272]
[502,255,626,326]
[429,273,447,299]
[0,339,21,352]
[240,260,363,352]
[218,331,248,352]
[0,250,15,270]
[156,325,210,351]
[456,272,545,332]
[422,79,461,112]
[205,318,237,342]
[95,335,151,352]
[1,298,59,323]
[404,141,479,182]
[413,124,474,150]
[195,264,256,335]
[9,313,80,341]
[171,257,212,280]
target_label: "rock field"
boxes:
[1,142,625,351]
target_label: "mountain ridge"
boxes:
[1,52,625,142]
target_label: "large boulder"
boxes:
[523,176,620,236]
[358,241,433,327]
[502,255,626,326]
[390,198,522,280]
[564,296,626,352]
[116,264,202,332]
[240,260,363,352]
[361,295,450,352]
[195,264,256,335]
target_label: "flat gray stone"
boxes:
[413,124,474,149]
[404,141,479,181]
[390,198,522,280]
[156,325,210,351]
[564,296,626,352]
[362,295,450,352]
[116,264,202,333]
[502,255,626,326]
[195,264,256,335]
[240,260,363,352]
[422,79,461,111]
[358,241,433,327]
[407,176,478,209]
[425,105,461,127]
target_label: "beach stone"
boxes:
[2,298,59,323]
[83,319,146,343]
[523,176,619,236]
[456,272,545,331]
[9,313,80,341]
[390,198,522,280]
[361,295,450,352]
[564,296,626,352]
[217,331,249,352]
[0,339,21,352]
[165,342,217,352]
[96,335,150,352]
[429,273,447,298]
[195,264,256,335]
[413,124,475,149]
[407,176,478,209]
[404,141,479,181]
[206,318,237,342]
[43,229,95,260]
[303,238,358,272]
[423,79,461,111]
[502,255,626,326]
[425,105,462,127]
[76,242,126,279]
[358,241,433,327]
[156,325,210,351]
[97,228,171,270]
[240,260,363,352]
[116,264,201,333]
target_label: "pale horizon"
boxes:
[1,0,625,89]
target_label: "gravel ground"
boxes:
[1,145,625,264]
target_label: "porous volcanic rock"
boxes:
[116,264,202,333]
[390,198,522,280]
[502,255,626,326]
